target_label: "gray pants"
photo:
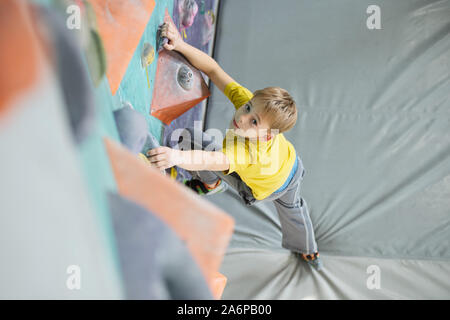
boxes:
[176,128,318,255]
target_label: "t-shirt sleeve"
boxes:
[224,82,254,110]
[222,134,252,175]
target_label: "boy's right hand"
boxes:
[160,21,184,51]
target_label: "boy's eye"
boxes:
[245,104,251,112]
[252,119,257,126]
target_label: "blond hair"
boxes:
[252,87,297,133]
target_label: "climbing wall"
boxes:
[0,0,232,300]
[163,0,221,181]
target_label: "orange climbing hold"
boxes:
[104,138,234,299]
[89,0,156,95]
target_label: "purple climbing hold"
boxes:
[178,0,198,35]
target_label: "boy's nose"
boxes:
[238,114,248,124]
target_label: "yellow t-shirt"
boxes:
[221,82,297,200]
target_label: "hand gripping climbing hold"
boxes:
[150,10,209,125]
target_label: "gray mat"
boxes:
[206,0,450,299]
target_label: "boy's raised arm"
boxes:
[160,21,234,93]
[147,147,230,172]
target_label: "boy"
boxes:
[148,21,322,270]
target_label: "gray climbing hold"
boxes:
[157,23,169,52]
[113,104,148,155]
[144,131,161,152]
[177,64,194,91]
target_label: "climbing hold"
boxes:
[141,42,155,68]
[201,10,215,46]
[141,42,155,88]
[157,23,169,52]
[178,0,198,39]
[207,10,216,25]
[113,104,148,155]
[86,29,107,87]
[170,167,178,180]
[144,131,161,152]
[177,64,194,91]
[138,153,151,165]
[179,0,198,28]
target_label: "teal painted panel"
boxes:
[116,0,175,142]
[75,75,123,283]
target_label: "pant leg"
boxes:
[258,156,318,255]
[272,179,318,255]
[215,171,256,206]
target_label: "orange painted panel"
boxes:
[89,0,156,95]
[104,138,234,298]
[0,0,40,118]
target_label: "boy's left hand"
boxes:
[147,147,180,170]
